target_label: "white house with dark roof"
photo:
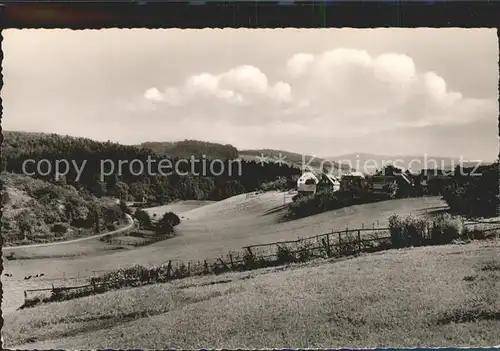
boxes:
[297,171,319,194]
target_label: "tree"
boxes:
[155,212,181,235]
[115,181,129,201]
[119,200,132,215]
[16,210,36,241]
[134,209,152,229]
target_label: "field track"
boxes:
[2,192,446,313]
[3,214,135,251]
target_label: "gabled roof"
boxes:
[297,171,319,184]
[321,173,341,184]
[342,171,365,179]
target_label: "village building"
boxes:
[296,171,319,195]
[317,173,341,193]
[340,171,366,192]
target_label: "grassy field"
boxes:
[2,193,446,314]
[4,240,499,348]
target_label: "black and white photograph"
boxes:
[1,26,499,348]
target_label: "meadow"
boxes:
[2,192,446,314]
[4,240,499,348]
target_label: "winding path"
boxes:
[3,214,135,251]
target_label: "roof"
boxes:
[342,171,365,179]
[297,172,319,184]
[321,173,341,184]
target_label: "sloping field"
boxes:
[5,240,499,348]
[144,200,214,218]
[2,193,445,313]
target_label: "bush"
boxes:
[155,212,181,235]
[134,209,152,229]
[442,164,499,218]
[429,213,463,245]
[389,214,426,248]
[50,223,69,234]
[260,177,288,192]
[276,245,297,264]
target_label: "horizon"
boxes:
[2,28,498,162]
[5,128,495,165]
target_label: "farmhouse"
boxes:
[297,171,319,195]
[317,173,341,193]
[366,165,415,197]
[340,171,366,192]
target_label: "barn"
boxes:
[297,171,319,195]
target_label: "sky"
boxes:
[2,28,498,161]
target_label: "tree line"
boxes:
[1,131,301,204]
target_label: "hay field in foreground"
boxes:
[5,240,499,348]
[2,193,445,314]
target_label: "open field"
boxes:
[4,240,499,348]
[144,200,214,219]
[2,193,446,314]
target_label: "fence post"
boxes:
[187,261,191,276]
[166,260,172,279]
[204,260,209,274]
[338,231,342,251]
[218,258,230,270]
[357,230,361,252]
[326,234,331,254]
[229,254,235,270]
[322,238,331,258]
[372,223,375,230]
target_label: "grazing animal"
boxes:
[4,273,12,277]
[40,273,45,277]
[24,275,32,280]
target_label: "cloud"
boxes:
[133,47,495,138]
[143,65,291,110]
[285,48,494,131]
[144,87,164,102]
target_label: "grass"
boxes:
[3,194,446,314]
[4,240,499,349]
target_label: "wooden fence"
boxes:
[23,219,500,306]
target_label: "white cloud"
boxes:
[141,65,291,111]
[144,87,164,102]
[130,47,495,141]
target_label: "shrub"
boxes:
[429,213,463,245]
[389,214,426,248]
[403,215,427,247]
[119,200,132,215]
[155,212,181,235]
[276,245,297,264]
[134,209,152,229]
[50,223,69,234]
[296,240,316,262]
[260,177,289,192]
[335,232,359,256]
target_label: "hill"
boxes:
[2,195,446,314]
[1,131,300,204]
[5,240,499,348]
[326,153,464,173]
[1,172,126,246]
[240,149,350,172]
[138,140,239,160]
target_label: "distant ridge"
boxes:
[325,153,489,173]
